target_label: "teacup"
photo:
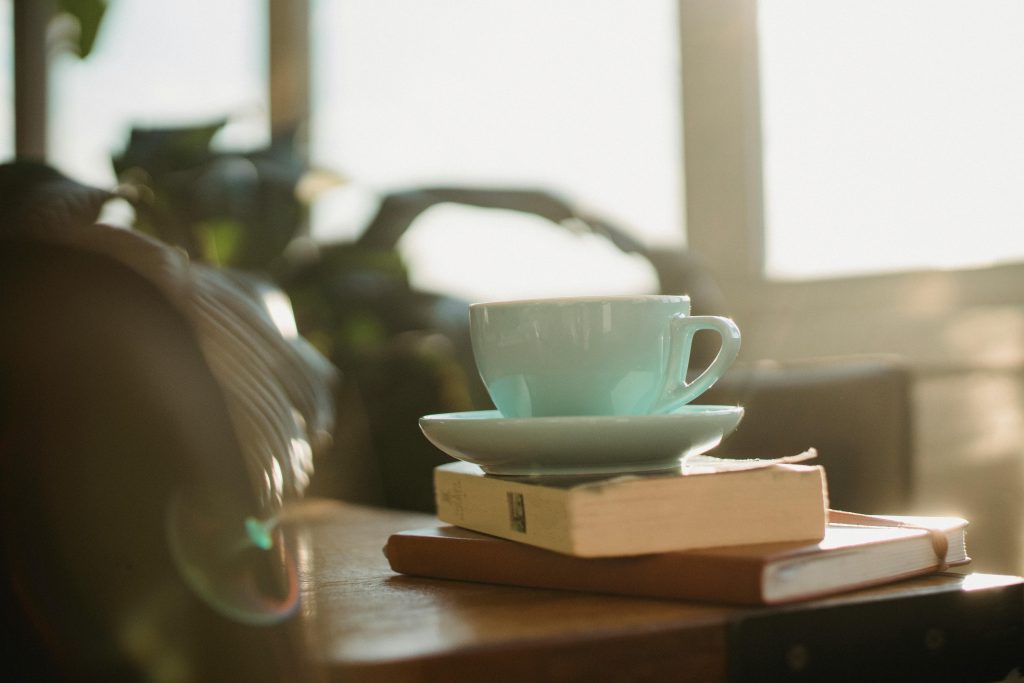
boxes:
[469,295,740,418]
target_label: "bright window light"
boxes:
[48,0,268,187]
[310,0,681,301]
[760,0,1024,280]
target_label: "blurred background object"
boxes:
[3,0,1024,675]
[1,161,335,678]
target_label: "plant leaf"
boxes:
[195,219,244,267]
[57,0,108,58]
[0,160,115,236]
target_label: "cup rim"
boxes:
[470,294,690,309]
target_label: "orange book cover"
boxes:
[385,513,969,605]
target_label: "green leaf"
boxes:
[57,0,108,59]
[195,219,244,267]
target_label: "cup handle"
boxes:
[655,314,741,413]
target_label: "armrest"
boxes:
[700,356,914,513]
[0,239,314,680]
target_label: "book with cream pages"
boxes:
[433,450,829,557]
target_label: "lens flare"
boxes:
[166,494,299,625]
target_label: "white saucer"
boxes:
[418,405,744,476]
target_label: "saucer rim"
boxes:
[419,405,743,476]
[420,404,743,424]
[469,294,690,309]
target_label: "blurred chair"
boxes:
[0,229,330,680]
[701,356,915,514]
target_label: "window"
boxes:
[0,0,12,159]
[48,0,268,187]
[759,0,1024,280]
[309,0,681,301]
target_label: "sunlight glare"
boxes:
[760,0,1024,279]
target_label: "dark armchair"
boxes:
[0,227,331,680]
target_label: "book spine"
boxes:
[434,468,575,554]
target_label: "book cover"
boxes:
[434,454,829,557]
[385,513,969,605]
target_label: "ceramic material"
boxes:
[418,405,744,476]
[470,295,741,418]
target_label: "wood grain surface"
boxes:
[288,499,1022,682]
[289,500,731,681]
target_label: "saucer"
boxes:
[418,405,744,476]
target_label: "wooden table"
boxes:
[289,500,1023,682]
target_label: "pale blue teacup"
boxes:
[469,295,741,418]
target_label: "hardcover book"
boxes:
[433,453,829,557]
[385,512,970,605]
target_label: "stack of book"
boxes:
[385,450,969,605]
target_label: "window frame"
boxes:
[11,1,305,161]
[11,0,49,158]
[678,0,1024,370]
